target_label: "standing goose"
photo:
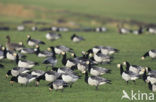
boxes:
[46,32,61,41]
[34,45,52,57]
[10,73,37,86]
[51,45,73,55]
[6,67,30,78]
[6,35,24,51]
[143,70,156,84]
[141,49,156,60]
[20,47,35,54]
[85,71,111,90]
[27,35,45,47]
[49,79,68,92]
[36,70,60,86]
[16,54,38,68]
[71,34,85,43]
[57,67,74,74]
[123,61,144,75]
[77,61,89,74]
[117,64,139,84]
[61,73,79,88]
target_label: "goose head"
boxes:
[10,76,18,86]
[27,35,31,38]
[6,70,11,78]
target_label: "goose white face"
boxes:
[47,48,51,51]
[123,62,126,65]
[27,35,30,38]
[117,64,121,68]
[141,56,145,60]
[19,42,23,45]
[34,48,38,52]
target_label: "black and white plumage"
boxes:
[46,32,61,41]
[27,35,45,47]
[147,27,156,34]
[49,79,68,92]
[6,51,17,60]
[85,71,111,90]
[145,67,156,76]
[34,45,52,57]
[36,70,60,86]
[10,73,37,86]
[61,73,79,88]
[123,61,144,75]
[148,82,156,92]
[88,64,111,76]
[143,70,156,85]
[95,27,107,32]
[6,67,30,78]
[52,45,73,55]
[77,61,89,74]
[132,27,143,35]
[31,70,45,77]
[117,64,140,84]
[71,34,85,43]
[57,67,74,74]
[118,27,131,34]
[141,49,156,60]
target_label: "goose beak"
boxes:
[117,64,121,68]
[141,57,145,60]
[10,81,14,86]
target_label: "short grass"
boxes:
[0,31,156,102]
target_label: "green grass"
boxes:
[0,31,156,102]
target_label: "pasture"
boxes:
[0,0,156,102]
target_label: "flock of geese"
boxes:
[0,33,156,92]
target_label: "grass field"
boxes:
[0,0,156,102]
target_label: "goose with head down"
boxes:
[46,32,61,41]
[27,35,45,47]
[141,49,156,60]
[71,34,85,43]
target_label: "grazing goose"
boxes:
[6,35,24,51]
[27,35,45,47]
[132,27,143,35]
[0,46,7,60]
[0,64,4,68]
[143,70,156,84]
[36,70,60,86]
[61,73,79,88]
[145,67,156,75]
[10,73,37,86]
[34,45,52,57]
[93,51,111,64]
[32,26,38,31]
[51,45,73,55]
[6,67,30,78]
[16,54,38,68]
[123,61,144,75]
[95,27,107,32]
[71,34,85,43]
[46,32,61,41]
[88,64,111,76]
[117,64,139,84]
[148,82,156,92]
[85,71,111,90]
[141,49,156,60]
[49,79,68,92]
[20,47,35,54]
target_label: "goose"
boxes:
[36,70,60,86]
[61,73,79,88]
[27,35,45,47]
[49,79,68,92]
[118,27,131,34]
[10,73,37,86]
[20,47,35,54]
[17,25,24,31]
[93,51,111,64]
[56,67,74,74]
[88,64,111,76]
[61,52,78,69]
[77,61,89,74]
[85,71,111,90]
[132,27,143,35]
[117,64,140,84]
[16,54,38,68]
[95,27,107,32]
[0,64,4,68]
[148,82,156,92]
[31,70,45,77]
[6,67,30,78]
[71,34,85,43]
[101,46,119,55]
[141,49,156,60]
[32,26,38,31]
[145,67,156,75]
[51,45,73,55]
[46,32,61,41]
[6,35,24,51]
[146,27,156,34]
[6,51,17,60]
[0,46,7,60]
[143,70,156,84]
[123,61,144,75]
[34,45,52,57]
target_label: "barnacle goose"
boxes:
[27,35,45,47]
[46,32,61,41]
[141,49,156,60]
[71,34,85,43]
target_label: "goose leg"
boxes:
[70,83,72,88]
[133,80,136,85]
[126,81,128,85]
[96,86,98,90]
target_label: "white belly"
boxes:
[62,75,73,83]
[66,60,75,68]
[45,74,56,82]
[122,72,130,81]
[55,48,62,54]
[73,37,80,42]
[18,61,34,68]
[18,76,28,84]
[77,64,86,73]
[90,69,100,76]
[92,48,100,54]
[94,55,102,62]
[149,51,156,58]
[28,41,36,47]
[53,84,63,90]
[11,70,19,77]
[7,53,16,60]
[0,56,4,60]
[88,77,98,86]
